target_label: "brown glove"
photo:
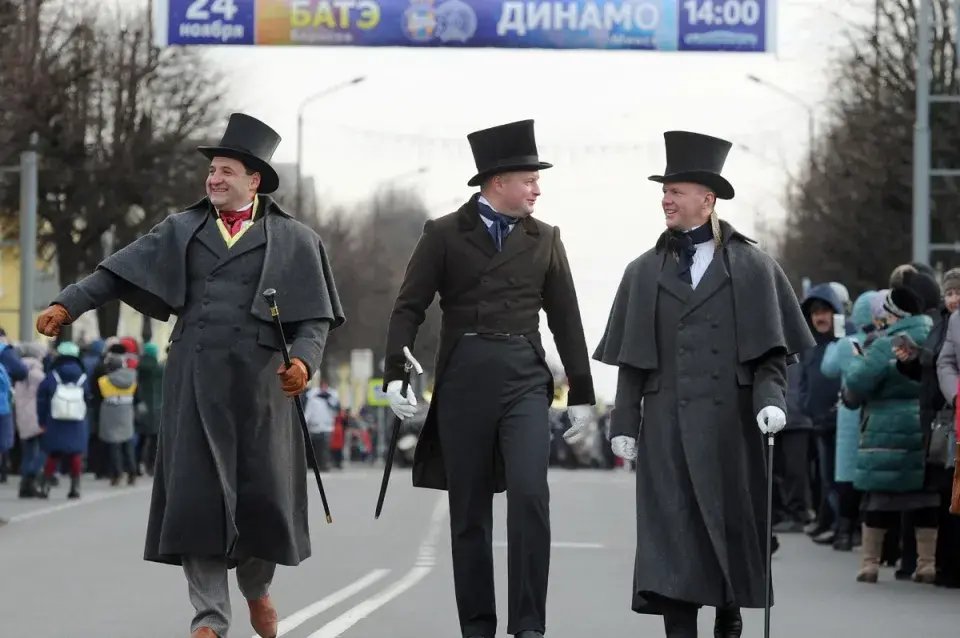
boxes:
[36,304,73,338]
[277,358,308,397]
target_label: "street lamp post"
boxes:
[746,74,816,173]
[296,76,366,215]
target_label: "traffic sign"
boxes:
[367,378,391,407]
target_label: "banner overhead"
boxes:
[154,0,776,52]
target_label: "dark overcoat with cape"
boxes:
[54,196,344,567]
[593,220,813,614]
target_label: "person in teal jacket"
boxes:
[841,271,937,584]
[821,289,878,551]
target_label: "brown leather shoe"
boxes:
[248,594,278,638]
[191,628,219,638]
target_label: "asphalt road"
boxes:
[0,467,956,638]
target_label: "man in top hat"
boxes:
[36,113,345,638]
[382,119,595,638]
[592,131,813,637]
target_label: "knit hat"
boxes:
[57,341,80,358]
[871,289,890,321]
[943,267,960,293]
[886,270,941,317]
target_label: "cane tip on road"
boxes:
[326,514,333,524]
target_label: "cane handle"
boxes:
[402,346,424,375]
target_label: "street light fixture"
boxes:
[296,75,366,214]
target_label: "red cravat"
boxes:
[219,209,253,237]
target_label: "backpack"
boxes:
[50,371,88,421]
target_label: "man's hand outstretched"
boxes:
[36,304,72,338]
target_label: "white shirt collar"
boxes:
[217,200,254,214]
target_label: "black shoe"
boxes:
[771,534,780,556]
[714,607,743,637]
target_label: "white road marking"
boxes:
[268,569,391,638]
[492,540,605,550]
[305,493,449,638]
[6,485,152,523]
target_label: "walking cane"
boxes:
[262,288,333,524]
[764,432,775,638]
[374,346,424,519]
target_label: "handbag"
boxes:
[929,405,955,468]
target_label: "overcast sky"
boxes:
[151,0,872,402]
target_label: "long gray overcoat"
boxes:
[593,221,813,614]
[55,196,344,567]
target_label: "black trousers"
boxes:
[136,433,158,474]
[775,430,811,523]
[836,481,861,522]
[106,439,137,479]
[814,431,837,529]
[436,335,553,638]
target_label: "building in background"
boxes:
[0,238,59,343]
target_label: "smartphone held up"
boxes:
[833,314,847,339]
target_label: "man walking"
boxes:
[383,119,596,638]
[593,131,813,637]
[36,113,345,638]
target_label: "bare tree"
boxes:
[773,0,960,292]
[0,0,224,337]
[305,187,440,381]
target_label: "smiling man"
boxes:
[35,113,344,638]
[593,131,813,638]
[382,119,595,638]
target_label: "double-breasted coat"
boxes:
[594,221,813,614]
[383,194,595,492]
[54,196,344,567]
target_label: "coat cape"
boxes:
[61,196,344,567]
[593,220,813,369]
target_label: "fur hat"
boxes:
[889,263,917,288]
[943,267,960,293]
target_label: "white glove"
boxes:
[562,405,594,443]
[610,435,637,461]
[756,406,786,434]
[386,380,418,420]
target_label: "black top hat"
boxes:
[648,131,735,200]
[466,119,553,187]
[197,113,281,194]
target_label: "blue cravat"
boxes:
[477,202,514,252]
[666,224,712,284]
